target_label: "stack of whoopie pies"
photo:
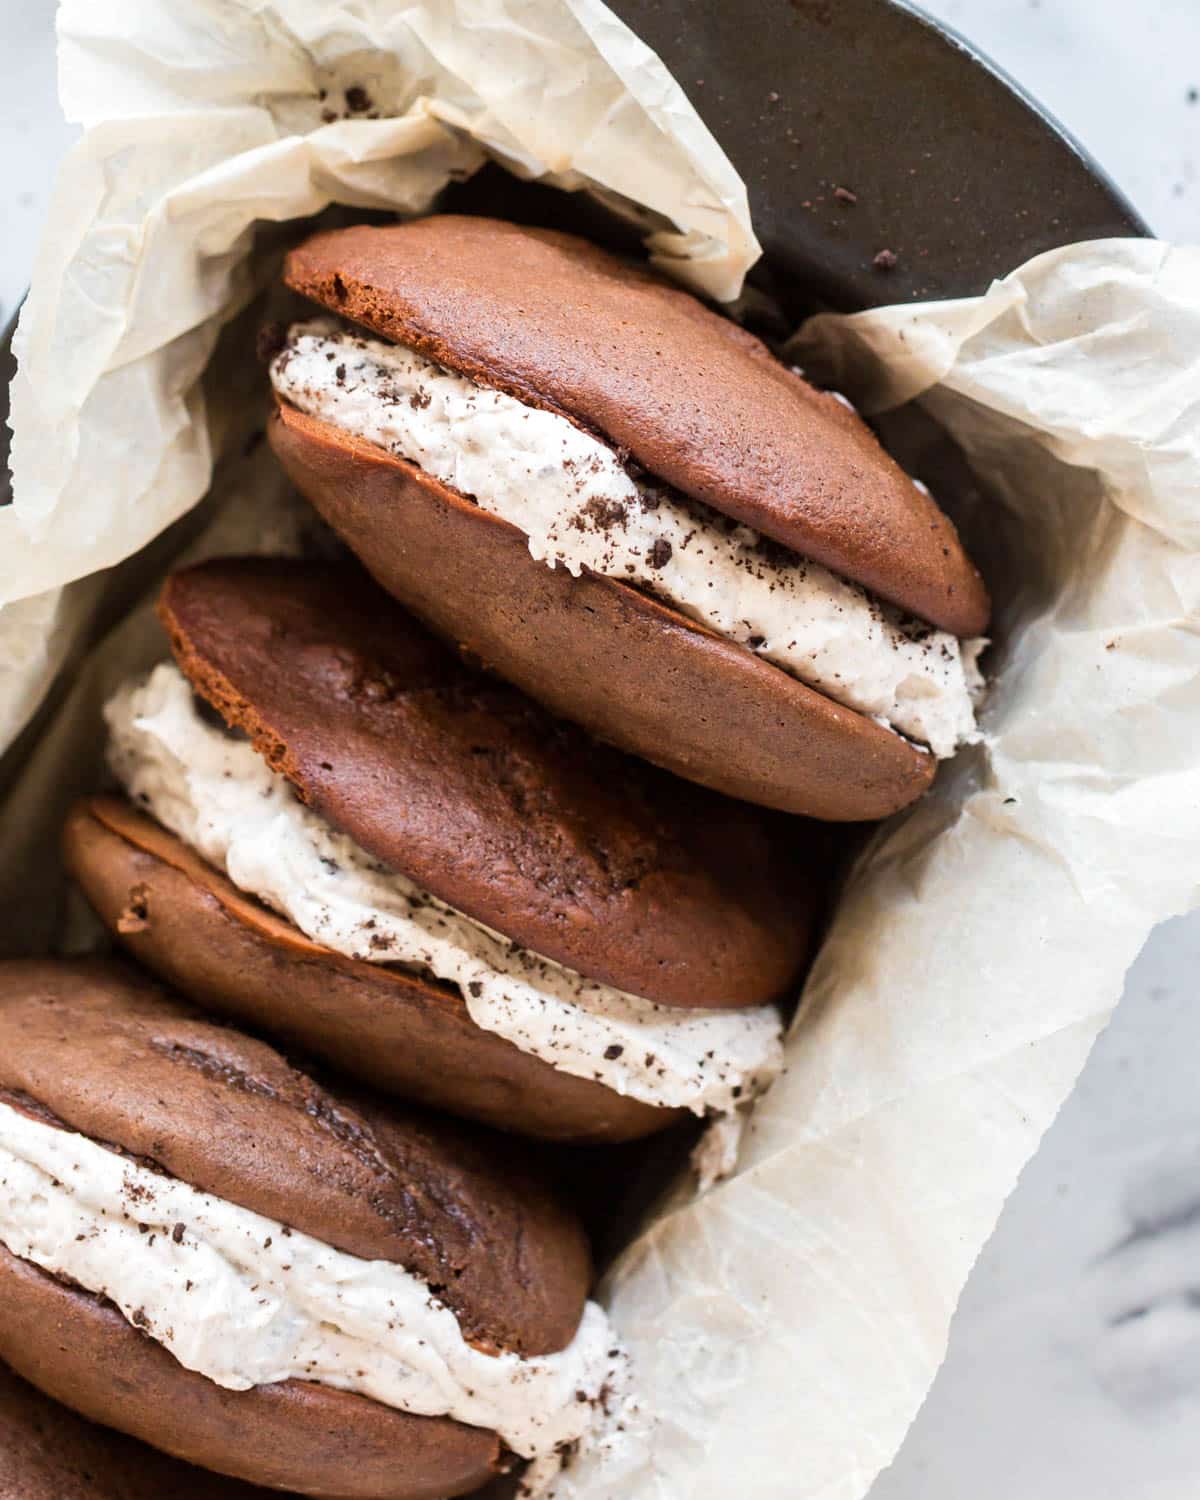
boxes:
[1,213,990,1500]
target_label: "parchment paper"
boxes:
[4,4,1200,1498]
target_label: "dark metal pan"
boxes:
[605,0,1144,313]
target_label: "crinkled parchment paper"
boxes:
[3,3,1200,1497]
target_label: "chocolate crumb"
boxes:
[580,496,628,531]
[172,1222,185,1244]
[873,248,899,271]
[344,85,373,114]
[117,884,151,935]
[467,981,483,998]
[648,537,673,570]
[603,1044,625,1061]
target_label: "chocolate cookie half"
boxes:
[266,214,990,820]
[0,960,624,1500]
[0,1359,286,1500]
[80,557,810,1141]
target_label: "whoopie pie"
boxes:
[0,959,624,1500]
[265,214,989,821]
[67,557,810,1143]
[0,1359,286,1500]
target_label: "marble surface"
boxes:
[2,3,1198,1497]
[0,0,75,328]
[870,17,1200,1498]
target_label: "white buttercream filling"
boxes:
[0,1100,624,1463]
[104,666,783,1115]
[271,319,985,758]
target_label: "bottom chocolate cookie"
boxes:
[0,1358,286,1499]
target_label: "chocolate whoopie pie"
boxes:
[266,214,990,821]
[0,959,620,1500]
[68,556,809,1143]
[0,1359,287,1500]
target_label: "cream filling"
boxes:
[0,1100,626,1464]
[104,666,783,1115]
[271,319,985,758]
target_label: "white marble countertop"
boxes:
[2,2,1198,1496]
